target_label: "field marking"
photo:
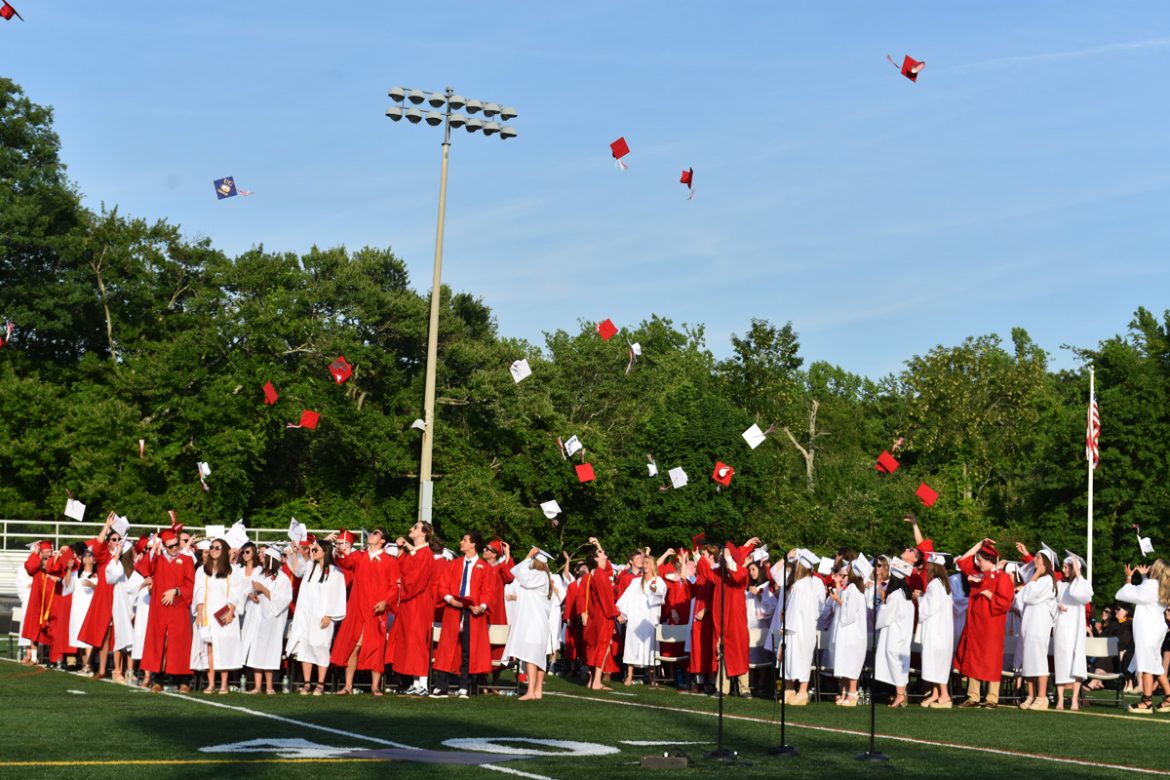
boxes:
[0,759,387,767]
[546,692,1170,777]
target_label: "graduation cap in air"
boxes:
[852,555,874,580]
[0,321,13,348]
[691,532,707,551]
[509,358,532,383]
[680,168,695,200]
[563,435,584,458]
[711,461,734,487]
[575,463,596,483]
[1,2,24,21]
[889,558,914,580]
[742,423,768,450]
[625,342,642,374]
[64,497,86,522]
[875,451,899,474]
[597,318,619,341]
[111,514,130,538]
[329,356,353,385]
[916,482,939,508]
[226,522,249,550]
[1136,525,1155,557]
[887,54,925,82]
[197,461,212,492]
[540,499,562,521]
[262,381,279,405]
[138,439,146,459]
[288,409,320,430]
[668,466,688,489]
[646,453,658,477]
[213,176,253,199]
[205,524,226,541]
[610,137,630,169]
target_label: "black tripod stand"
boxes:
[857,553,889,762]
[768,557,797,757]
[705,553,736,762]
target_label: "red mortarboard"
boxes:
[890,54,925,82]
[680,168,693,188]
[134,535,150,554]
[289,409,320,430]
[610,136,630,163]
[979,540,999,559]
[725,540,748,567]
[336,529,355,545]
[487,539,504,555]
[597,318,618,341]
[37,540,53,552]
[300,533,317,548]
[329,356,353,385]
[916,482,939,508]
[875,451,899,474]
[711,461,734,487]
[691,532,707,551]
[575,463,596,483]
[1,2,24,21]
[159,529,177,543]
[262,381,278,405]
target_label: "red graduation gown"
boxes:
[330,549,400,670]
[712,543,754,677]
[433,556,493,676]
[77,542,117,648]
[659,576,691,658]
[486,557,514,661]
[20,553,54,645]
[953,554,1014,682]
[389,549,438,675]
[48,550,77,662]
[137,550,195,675]
[688,557,717,674]
[582,563,620,669]
[562,579,584,661]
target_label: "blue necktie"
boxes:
[460,559,472,598]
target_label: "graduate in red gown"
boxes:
[562,560,588,673]
[20,541,57,653]
[482,539,515,669]
[329,528,400,696]
[656,549,692,687]
[581,537,622,691]
[47,545,78,665]
[390,522,439,694]
[136,529,196,690]
[954,538,1015,707]
[77,514,119,678]
[712,538,759,696]
[432,531,493,696]
[688,544,719,690]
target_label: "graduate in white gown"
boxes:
[829,558,869,706]
[917,553,955,708]
[617,549,666,684]
[67,546,99,671]
[242,547,294,694]
[1115,558,1170,713]
[1053,550,1093,710]
[285,541,347,694]
[123,559,147,683]
[104,546,137,683]
[1015,546,1057,710]
[501,549,555,700]
[193,538,248,694]
[764,558,790,656]
[875,559,916,707]
[783,550,826,706]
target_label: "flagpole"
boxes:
[1087,366,1095,586]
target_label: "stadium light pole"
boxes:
[386,86,518,525]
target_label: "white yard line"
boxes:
[547,691,1170,777]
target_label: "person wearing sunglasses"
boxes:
[137,528,196,693]
[194,538,247,694]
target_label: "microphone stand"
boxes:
[768,558,797,757]
[705,556,736,762]
[857,554,888,763]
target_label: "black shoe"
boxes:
[430,688,448,699]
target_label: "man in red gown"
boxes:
[330,527,400,696]
[581,537,622,691]
[20,541,57,653]
[47,545,78,665]
[713,538,759,696]
[136,529,195,691]
[390,521,438,695]
[562,559,588,675]
[657,550,692,688]
[954,538,1014,708]
[482,539,515,670]
[432,531,493,697]
[688,544,718,692]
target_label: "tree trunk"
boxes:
[91,246,117,362]
[783,398,819,492]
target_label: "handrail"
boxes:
[0,518,363,552]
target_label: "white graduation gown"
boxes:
[918,577,955,684]
[746,584,777,630]
[193,569,248,670]
[131,571,151,661]
[783,576,826,682]
[17,565,33,649]
[285,563,347,666]
[105,559,135,651]
[501,559,553,670]
[764,577,789,654]
[875,589,914,687]
[1053,577,1093,684]
[830,583,866,680]
[242,571,293,670]
[547,573,569,655]
[68,571,99,649]
[617,575,666,667]
[1017,577,1057,677]
[1115,579,1169,675]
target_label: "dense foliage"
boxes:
[2,78,1166,596]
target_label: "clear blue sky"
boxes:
[5,2,1168,379]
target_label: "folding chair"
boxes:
[654,624,690,686]
[1083,636,1123,709]
[482,623,520,695]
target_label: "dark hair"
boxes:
[887,575,913,600]
[70,541,88,557]
[465,531,485,555]
[370,527,388,543]
[925,562,952,594]
[416,522,435,545]
[837,547,858,562]
[314,542,337,583]
[202,539,232,578]
[261,551,282,578]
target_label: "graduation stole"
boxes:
[38,573,55,627]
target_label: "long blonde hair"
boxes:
[532,556,554,600]
[1151,559,1170,607]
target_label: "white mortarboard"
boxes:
[647,462,658,477]
[1018,561,1037,582]
[225,524,250,550]
[1003,561,1018,575]
[927,552,947,566]
[386,543,400,557]
[64,498,86,521]
[852,556,874,580]
[535,549,554,565]
[540,500,562,520]
[1063,549,1086,569]
[750,545,769,563]
[441,548,456,561]
[1138,534,1155,557]
[205,524,226,541]
[564,435,583,457]
[817,557,834,576]
[796,549,820,569]
[668,466,688,489]
[196,540,211,551]
[111,515,130,538]
[1037,542,1058,568]
[741,424,767,450]
[509,359,532,383]
[264,546,284,562]
[410,418,427,431]
[287,518,307,544]
[197,461,211,478]
[889,558,913,579]
[118,539,133,556]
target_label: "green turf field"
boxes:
[2,660,1168,779]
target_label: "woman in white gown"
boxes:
[193,538,247,694]
[242,547,294,695]
[783,550,826,706]
[502,549,555,700]
[829,560,867,706]
[1015,548,1057,710]
[917,553,955,708]
[1115,559,1170,713]
[67,546,99,672]
[1053,550,1093,710]
[875,559,915,707]
[617,549,666,685]
[104,545,137,683]
[285,540,347,695]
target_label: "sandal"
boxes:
[335,689,350,697]
[1156,698,1170,713]
[313,684,324,696]
[298,684,311,696]
[1129,696,1154,714]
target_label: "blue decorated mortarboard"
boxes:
[214,177,238,199]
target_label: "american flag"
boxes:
[1086,391,1100,470]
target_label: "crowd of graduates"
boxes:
[15,512,1170,713]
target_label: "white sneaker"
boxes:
[457,688,470,699]
[403,684,421,696]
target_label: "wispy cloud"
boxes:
[953,37,1170,72]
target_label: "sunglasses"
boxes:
[165,543,178,550]
[211,545,224,551]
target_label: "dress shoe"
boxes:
[958,699,982,708]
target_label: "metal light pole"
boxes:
[386,87,517,525]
